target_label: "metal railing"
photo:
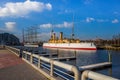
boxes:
[6,46,20,56]
[81,70,119,80]
[6,46,119,80]
[6,46,80,80]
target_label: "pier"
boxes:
[53,56,76,61]
[0,47,48,80]
[0,45,119,80]
[40,53,58,57]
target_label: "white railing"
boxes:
[6,46,119,80]
[81,70,119,80]
[6,46,80,80]
[6,46,20,56]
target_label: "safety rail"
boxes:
[5,46,119,80]
[81,70,118,80]
[5,46,80,80]
[6,46,20,56]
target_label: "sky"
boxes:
[0,0,120,41]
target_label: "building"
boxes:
[0,33,20,45]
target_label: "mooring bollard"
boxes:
[108,51,112,62]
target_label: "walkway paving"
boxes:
[0,47,48,80]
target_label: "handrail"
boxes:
[6,46,80,80]
[6,46,119,80]
[6,46,20,56]
[81,70,118,80]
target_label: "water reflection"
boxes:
[43,48,120,78]
[19,46,120,79]
[44,48,107,66]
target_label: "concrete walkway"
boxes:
[0,47,48,80]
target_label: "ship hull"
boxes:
[43,43,97,50]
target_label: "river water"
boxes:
[41,48,120,79]
[17,46,120,79]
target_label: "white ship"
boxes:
[43,32,97,50]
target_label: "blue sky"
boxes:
[0,0,120,41]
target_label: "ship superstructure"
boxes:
[43,32,97,50]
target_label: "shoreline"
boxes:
[97,46,120,50]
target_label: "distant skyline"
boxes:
[0,0,120,41]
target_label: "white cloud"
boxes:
[46,3,52,10]
[38,32,51,41]
[86,17,95,23]
[39,22,73,28]
[112,19,119,23]
[0,0,52,17]
[38,32,60,41]
[55,22,73,28]
[0,22,17,33]
[5,22,16,31]
[40,23,52,28]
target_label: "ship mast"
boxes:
[72,14,74,39]
[51,24,54,40]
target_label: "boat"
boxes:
[43,31,97,50]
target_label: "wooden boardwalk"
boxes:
[0,47,48,80]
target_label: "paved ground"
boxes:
[0,47,48,80]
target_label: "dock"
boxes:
[0,47,48,80]
[39,53,58,57]
[79,62,112,72]
[52,56,76,61]
[1,46,118,80]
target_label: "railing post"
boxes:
[38,56,41,68]
[50,59,54,76]
[19,49,22,58]
[71,66,80,80]
[81,70,89,80]
[30,53,33,63]
[25,53,27,60]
